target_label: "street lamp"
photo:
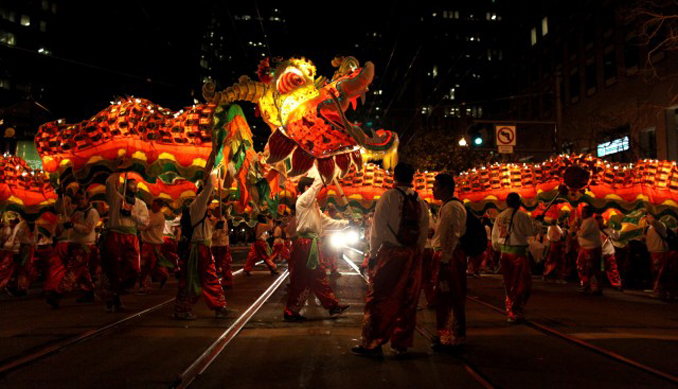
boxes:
[459,137,468,147]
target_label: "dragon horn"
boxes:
[203,76,269,105]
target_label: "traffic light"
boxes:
[468,123,488,147]
[474,137,483,145]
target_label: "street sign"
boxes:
[498,145,513,154]
[495,125,516,146]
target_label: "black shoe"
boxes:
[390,347,408,358]
[113,295,126,311]
[159,278,167,290]
[329,304,349,317]
[283,312,307,322]
[351,345,383,357]
[270,270,279,275]
[13,289,28,297]
[76,291,95,303]
[244,270,251,276]
[592,290,603,296]
[46,293,61,309]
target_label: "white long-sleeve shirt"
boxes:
[69,207,100,245]
[432,200,466,263]
[211,217,230,247]
[491,208,539,247]
[105,175,149,231]
[577,217,602,249]
[547,225,563,242]
[2,223,20,252]
[295,169,347,236]
[646,223,669,253]
[190,178,215,242]
[369,186,429,258]
[601,228,620,256]
[141,211,166,245]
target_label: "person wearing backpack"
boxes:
[491,192,540,322]
[352,163,429,358]
[430,173,468,351]
[284,165,350,322]
[173,152,230,320]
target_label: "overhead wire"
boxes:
[254,1,274,60]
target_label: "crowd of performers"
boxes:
[1,158,677,355]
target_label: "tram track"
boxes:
[0,260,266,378]
[466,294,678,386]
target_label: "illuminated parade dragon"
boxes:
[2,55,678,241]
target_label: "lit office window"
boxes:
[21,15,30,27]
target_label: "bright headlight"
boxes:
[330,232,345,248]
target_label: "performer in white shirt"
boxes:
[173,154,230,320]
[269,219,290,264]
[430,173,467,350]
[543,222,567,283]
[575,206,603,295]
[596,215,623,291]
[162,214,181,273]
[491,192,540,322]
[644,214,676,299]
[101,174,149,312]
[7,218,37,296]
[211,211,233,289]
[352,163,429,357]
[284,165,350,322]
[138,199,171,294]
[243,214,278,275]
[0,217,20,292]
[421,205,437,307]
[47,190,100,307]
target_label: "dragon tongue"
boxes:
[350,97,358,111]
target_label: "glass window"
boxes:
[51,3,57,13]
[40,21,47,32]
[542,17,548,36]
[569,67,580,102]
[42,1,49,11]
[531,28,537,46]
[603,45,617,85]
[624,32,639,71]
[585,58,597,94]
[20,14,30,27]
[0,31,15,46]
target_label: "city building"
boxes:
[510,0,678,162]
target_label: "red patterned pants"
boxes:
[50,243,95,294]
[162,236,179,269]
[285,238,339,315]
[603,254,622,288]
[543,242,566,280]
[500,251,532,320]
[212,245,233,288]
[651,252,678,296]
[244,240,276,272]
[15,245,36,292]
[421,248,439,306]
[360,245,422,350]
[44,242,69,292]
[0,249,17,290]
[139,243,170,289]
[174,244,227,314]
[435,248,467,345]
[322,246,339,273]
[577,247,603,292]
[101,232,140,302]
[270,242,290,263]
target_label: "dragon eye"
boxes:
[277,69,306,94]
